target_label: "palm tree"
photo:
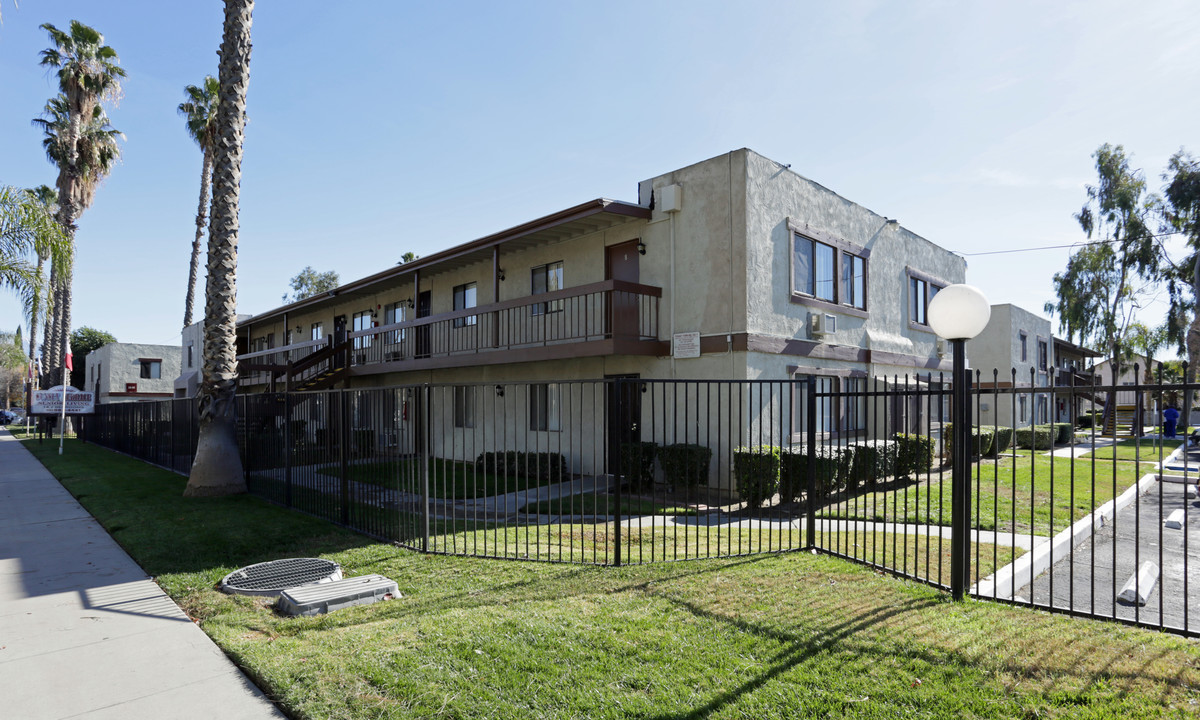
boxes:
[186,0,255,497]
[0,186,70,319]
[178,76,220,329]
[32,93,121,387]
[37,20,125,386]
[22,185,61,378]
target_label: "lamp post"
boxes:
[928,284,991,601]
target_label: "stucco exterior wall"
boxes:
[86,342,181,404]
[969,304,1054,426]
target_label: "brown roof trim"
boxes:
[1052,336,1101,358]
[240,198,650,327]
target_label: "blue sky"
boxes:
[1,0,1198,350]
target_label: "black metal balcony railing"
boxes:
[237,280,663,388]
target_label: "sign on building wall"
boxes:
[126,382,138,393]
[31,387,95,415]
[672,331,701,359]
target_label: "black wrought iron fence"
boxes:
[79,367,1200,637]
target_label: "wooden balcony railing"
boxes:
[237,279,664,388]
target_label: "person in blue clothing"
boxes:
[1163,405,1180,439]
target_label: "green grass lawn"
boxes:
[521,492,698,517]
[17,435,1200,719]
[1080,437,1182,461]
[330,458,558,499]
[823,447,1160,535]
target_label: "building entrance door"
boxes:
[415,291,432,358]
[605,240,641,338]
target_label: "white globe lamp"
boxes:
[928,284,991,341]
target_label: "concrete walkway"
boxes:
[0,429,286,720]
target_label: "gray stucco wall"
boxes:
[85,342,182,403]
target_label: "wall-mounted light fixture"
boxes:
[405,298,415,309]
[637,241,647,255]
[498,268,506,281]
[495,385,505,397]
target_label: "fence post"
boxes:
[421,384,430,553]
[805,375,817,550]
[339,390,350,526]
[612,378,623,567]
[284,391,293,508]
[950,340,973,600]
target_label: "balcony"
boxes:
[1054,367,1097,388]
[237,279,667,389]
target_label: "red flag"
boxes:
[65,344,73,372]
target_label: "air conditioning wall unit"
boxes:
[810,313,836,339]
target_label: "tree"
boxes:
[36,21,125,387]
[68,326,115,388]
[1047,144,1163,408]
[178,76,220,329]
[186,0,254,498]
[1162,150,1200,403]
[0,329,27,408]
[23,184,60,377]
[400,252,419,264]
[0,186,69,322]
[283,266,339,303]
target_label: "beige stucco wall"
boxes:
[85,342,181,404]
[969,304,1053,426]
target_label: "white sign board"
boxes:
[32,386,95,415]
[672,331,701,359]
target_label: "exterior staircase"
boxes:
[1102,403,1143,437]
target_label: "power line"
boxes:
[958,230,1183,257]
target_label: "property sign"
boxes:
[126,382,138,393]
[31,386,95,415]
[672,331,701,359]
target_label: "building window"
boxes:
[453,282,477,328]
[453,386,475,428]
[1019,395,1028,423]
[266,333,275,350]
[353,310,373,348]
[841,253,866,310]
[1036,394,1048,423]
[311,322,324,341]
[531,261,564,315]
[384,301,407,344]
[793,234,836,302]
[139,359,162,379]
[1037,339,1048,372]
[187,343,193,369]
[529,383,560,431]
[793,374,866,436]
[907,269,944,329]
[1020,333,1028,362]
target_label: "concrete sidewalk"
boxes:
[0,429,286,719]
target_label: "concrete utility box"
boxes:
[278,574,400,617]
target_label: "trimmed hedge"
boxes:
[1053,422,1073,445]
[894,433,935,478]
[945,423,993,457]
[986,427,1014,457]
[659,443,712,488]
[732,446,780,509]
[845,440,897,491]
[780,445,849,499]
[475,451,570,482]
[620,442,659,491]
[1013,426,1054,450]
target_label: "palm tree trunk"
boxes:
[186,0,254,497]
[183,148,213,328]
[42,263,61,387]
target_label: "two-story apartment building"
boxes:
[85,342,181,405]
[234,149,966,471]
[970,304,1055,426]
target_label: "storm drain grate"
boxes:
[219,558,342,597]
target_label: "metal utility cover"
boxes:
[219,558,342,597]
[278,574,400,616]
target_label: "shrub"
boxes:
[1076,413,1095,429]
[1013,426,1054,450]
[732,446,780,509]
[475,451,569,483]
[845,440,896,491]
[1053,422,1073,445]
[779,445,848,500]
[944,423,992,457]
[987,427,1014,457]
[894,433,934,478]
[352,428,375,457]
[658,443,713,487]
[620,442,659,491]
